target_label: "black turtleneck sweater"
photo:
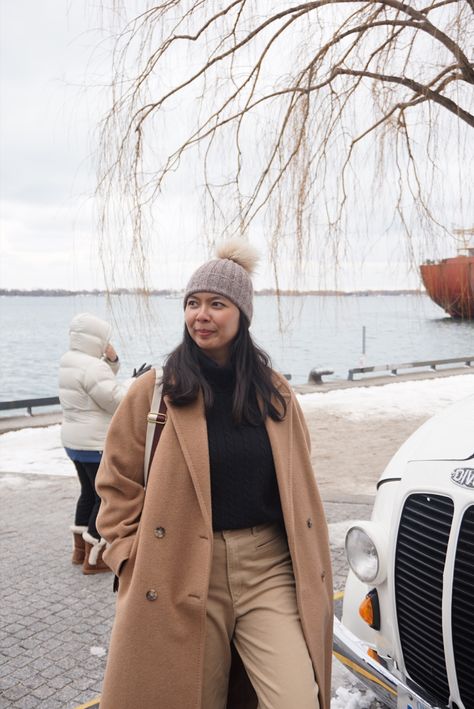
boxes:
[199,354,284,531]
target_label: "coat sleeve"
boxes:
[104,355,120,375]
[291,392,311,453]
[272,371,311,453]
[96,370,155,575]
[83,358,125,415]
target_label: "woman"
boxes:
[96,239,333,708]
[59,312,125,574]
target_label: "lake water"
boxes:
[1,294,474,402]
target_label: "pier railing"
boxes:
[0,397,60,416]
[348,356,474,381]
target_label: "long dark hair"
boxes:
[162,316,287,425]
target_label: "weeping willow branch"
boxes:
[97,0,474,291]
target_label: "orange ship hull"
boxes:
[420,256,474,318]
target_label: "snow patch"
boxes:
[90,646,107,657]
[0,425,73,476]
[331,686,381,708]
[298,374,474,420]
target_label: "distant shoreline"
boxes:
[0,288,424,297]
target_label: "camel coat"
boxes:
[96,369,333,709]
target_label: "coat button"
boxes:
[307,518,313,528]
[154,527,166,538]
[146,589,158,601]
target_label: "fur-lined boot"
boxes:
[82,531,111,575]
[70,525,87,565]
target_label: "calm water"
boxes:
[1,294,474,401]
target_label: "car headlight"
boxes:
[345,524,387,584]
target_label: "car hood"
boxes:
[379,392,474,482]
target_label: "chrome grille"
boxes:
[394,493,453,705]
[452,505,474,708]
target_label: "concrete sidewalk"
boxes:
[0,471,371,708]
[0,473,112,709]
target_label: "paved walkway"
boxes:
[0,471,371,708]
[0,474,112,709]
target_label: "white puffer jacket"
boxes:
[59,313,126,451]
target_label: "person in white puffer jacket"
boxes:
[59,312,127,575]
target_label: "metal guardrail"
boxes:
[348,356,474,381]
[0,396,60,415]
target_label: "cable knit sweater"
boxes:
[200,354,284,531]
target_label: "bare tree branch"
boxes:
[333,68,474,127]
[97,0,474,291]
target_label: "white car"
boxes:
[334,393,474,709]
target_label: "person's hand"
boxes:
[132,363,152,378]
[104,344,118,362]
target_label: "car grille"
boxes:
[395,495,474,707]
[452,505,474,708]
[394,494,453,705]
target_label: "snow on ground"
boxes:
[1,374,474,476]
[298,373,474,420]
[0,425,72,476]
[331,682,382,709]
[331,657,383,708]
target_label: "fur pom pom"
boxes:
[215,237,260,274]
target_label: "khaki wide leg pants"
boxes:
[202,523,320,709]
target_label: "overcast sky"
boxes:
[0,2,115,290]
[0,2,469,293]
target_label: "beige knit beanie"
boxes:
[184,238,259,323]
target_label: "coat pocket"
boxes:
[108,532,140,592]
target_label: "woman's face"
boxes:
[185,292,240,366]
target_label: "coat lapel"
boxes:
[165,392,212,530]
[265,387,295,537]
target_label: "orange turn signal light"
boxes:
[367,647,381,662]
[359,595,375,625]
[358,589,381,630]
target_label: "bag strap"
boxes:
[144,370,167,488]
